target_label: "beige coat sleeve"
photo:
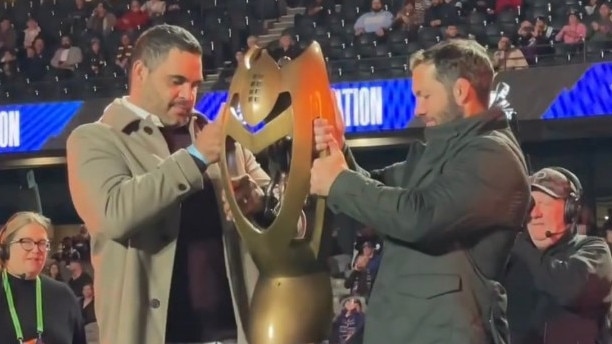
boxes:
[241,145,271,187]
[66,124,205,241]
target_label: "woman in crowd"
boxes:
[47,261,63,282]
[0,211,87,344]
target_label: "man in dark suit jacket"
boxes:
[310,39,531,344]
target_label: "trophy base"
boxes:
[248,271,333,344]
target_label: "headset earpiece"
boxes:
[549,167,583,228]
[0,223,9,262]
[0,212,32,263]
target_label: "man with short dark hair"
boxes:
[503,167,612,344]
[67,24,270,344]
[310,39,531,343]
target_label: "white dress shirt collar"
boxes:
[120,96,164,127]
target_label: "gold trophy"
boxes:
[218,42,338,344]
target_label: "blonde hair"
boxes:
[0,212,52,267]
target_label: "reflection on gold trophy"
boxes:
[218,42,338,344]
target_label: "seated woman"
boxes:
[0,212,87,344]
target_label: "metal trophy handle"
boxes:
[218,42,338,344]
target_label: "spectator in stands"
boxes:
[0,211,87,344]
[493,35,528,71]
[50,35,83,79]
[236,50,245,66]
[516,20,535,47]
[66,0,90,35]
[22,17,41,49]
[555,12,587,45]
[584,0,599,19]
[353,226,382,253]
[72,226,91,263]
[392,0,424,32]
[47,261,63,281]
[331,297,365,344]
[80,283,96,325]
[516,18,553,62]
[0,50,17,81]
[302,0,335,25]
[0,18,16,53]
[424,0,460,27]
[589,3,612,41]
[444,24,462,39]
[344,241,381,300]
[67,259,93,298]
[114,33,133,73]
[87,2,117,37]
[534,16,555,40]
[141,0,167,24]
[270,32,299,62]
[22,38,50,82]
[83,37,108,77]
[353,0,393,36]
[116,0,150,32]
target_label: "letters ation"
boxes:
[0,110,20,148]
[335,87,384,127]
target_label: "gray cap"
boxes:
[529,168,576,199]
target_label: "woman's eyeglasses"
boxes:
[10,238,51,252]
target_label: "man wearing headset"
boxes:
[503,167,612,344]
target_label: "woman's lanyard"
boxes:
[2,270,43,343]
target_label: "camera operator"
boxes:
[503,167,612,344]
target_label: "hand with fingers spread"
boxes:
[221,175,265,222]
[310,137,349,197]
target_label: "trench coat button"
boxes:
[143,126,153,135]
[178,183,187,191]
[150,298,161,309]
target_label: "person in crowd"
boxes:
[310,39,531,344]
[503,167,612,344]
[46,261,63,281]
[67,259,93,298]
[66,24,279,344]
[354,0,394,37]
[0,212,87,344]
[50,35,83,79]
[344,241,381,300]
[331,297,366,344]
[80,283,96,325]
[86,2,117,37]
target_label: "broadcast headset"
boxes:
[0,212,32,262]
[556,167,584,227]
[528,167,584,230]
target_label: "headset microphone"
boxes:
[545,230,564,238]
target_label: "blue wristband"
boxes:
[187,144,209,166]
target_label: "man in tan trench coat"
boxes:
[66,25,266,344]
